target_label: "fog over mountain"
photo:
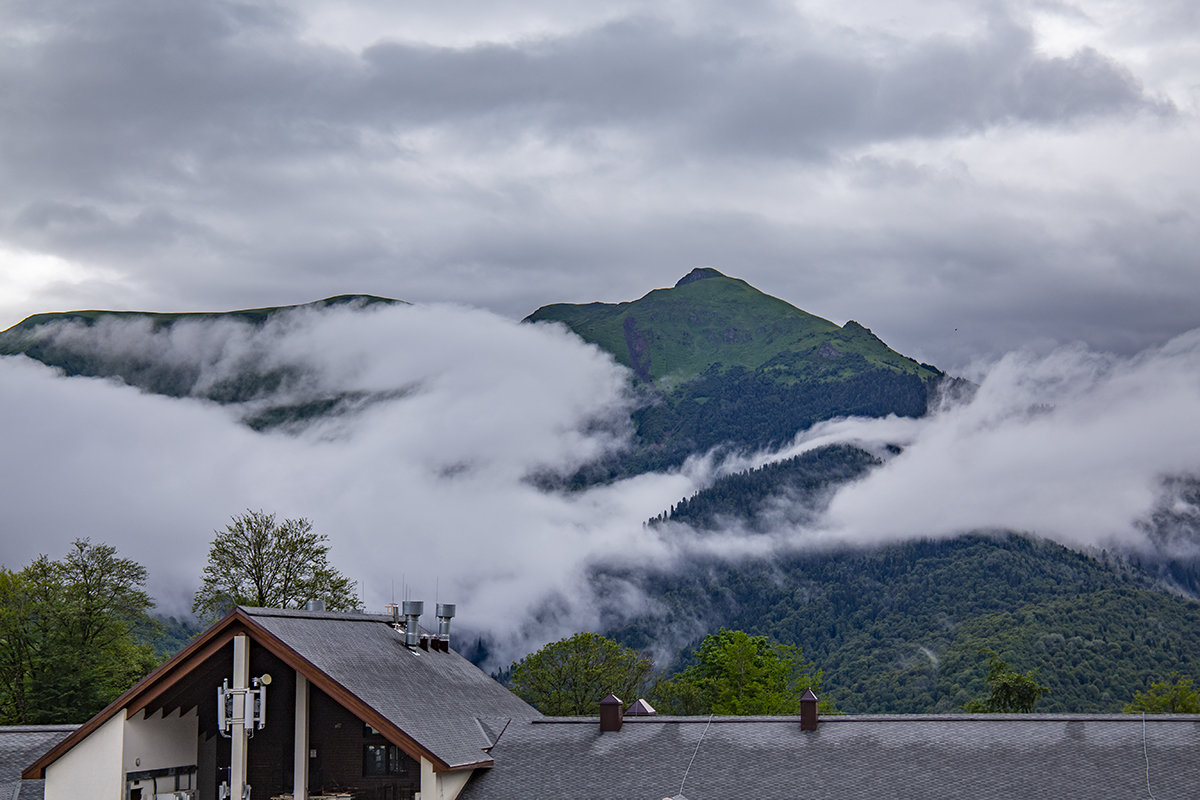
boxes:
[3,301,1200,661]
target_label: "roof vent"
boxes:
[600,694,623,732]
[625,698,657,717]
[402,600,424,648]
[436,603,456,651]
[800,688,819,731]
[304,599,326,612]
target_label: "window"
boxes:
[363,744,388,776]
[363,744,410,777]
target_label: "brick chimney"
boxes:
[600,694,624,732]
[800,689,819,731]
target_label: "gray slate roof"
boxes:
[241,607,537,769]
[0,726,74,800]
[459,713,1200,800]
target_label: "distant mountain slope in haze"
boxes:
[527,268,945,475]
[0,294,402,428]
[1,294,399,343]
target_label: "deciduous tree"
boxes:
[965,651,1048,713]
[0,540,158,723]
[193,510,358,623]
[1125,675,1200,714]
[508,632,653,715]
[652,629,830,715]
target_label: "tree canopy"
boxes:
[652,629,830,715]
[508,632,653,715]
[192,510,358,623]
[1125,675,1200,714]
[965,651,1049,713]
[0,540,158,723]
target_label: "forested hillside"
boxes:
[652,444,882,530]
[600,534,1200,713]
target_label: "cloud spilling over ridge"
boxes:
[0,304,699,654]
[795,330,1200,553]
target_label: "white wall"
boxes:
[44,712,125,800]
[123,708,198,774]
[418,757,474,800]
[437,768,474,800]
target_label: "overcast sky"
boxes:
[2,0,1199,370]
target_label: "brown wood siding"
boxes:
[245,644,296,796]
[308,686,420,800]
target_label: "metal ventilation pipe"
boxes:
[305,599,326,612]
[402,600,424,648]
[436,603,455,647]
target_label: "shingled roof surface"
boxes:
[0,726,75,800]
[241,607,538,769]
[459,713,1200,800]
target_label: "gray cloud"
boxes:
[2,1,1194,372]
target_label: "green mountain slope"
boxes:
[527,269,944,474]
[600,534,1200,713]
[527,268,938,384]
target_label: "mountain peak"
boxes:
[674,267,727,287]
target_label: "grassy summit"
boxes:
[526,268,939,385]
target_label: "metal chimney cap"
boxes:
[625,698,657,716]
[304,599,326,612]
[435,603,456,618]
[402,600,424,616]
[801,689,819,702]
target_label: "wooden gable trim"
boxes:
[125,627,239,718]
[22,611,250,779]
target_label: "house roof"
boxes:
[460,713,1200,800]
[239,607,536,768]
[23,606,536,780]
[0,726,75,800]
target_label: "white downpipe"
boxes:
[293,673,310,800]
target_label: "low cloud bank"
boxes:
[813,331,1200,554]
[3,306,1200,664]
[0,304,700,657]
